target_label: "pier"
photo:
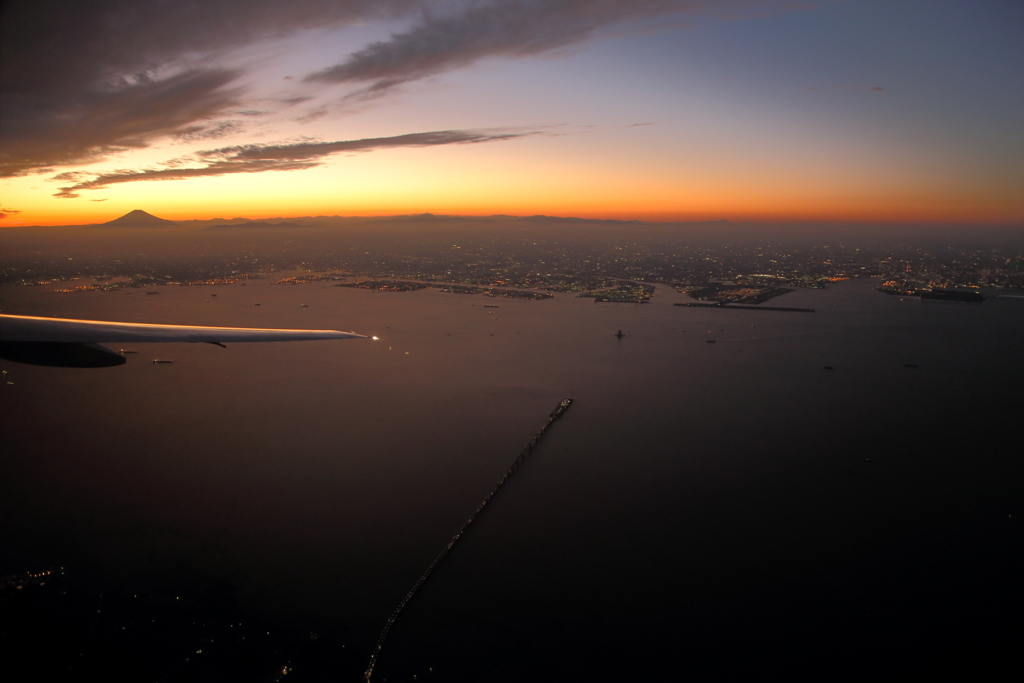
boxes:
[363,398,573,682]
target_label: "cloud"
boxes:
[292,107,330,124]
[279,96,316,107]
[2,67,244,177]
[868,86,884,92]
[52,128,537,197]
[1,1,809,178]
[208,128,537,160]
[307,0,668,88]
[0,1,427,177]
[175,120,247,142]
[305,0,806,96]
[0,207,22,219]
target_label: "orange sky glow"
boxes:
[2,1,1022,229]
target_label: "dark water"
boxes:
[2,278,1023,679]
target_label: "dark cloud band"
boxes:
[51,128,538,198]
[304,0,802,96]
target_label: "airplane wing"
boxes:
[0,314,365,367]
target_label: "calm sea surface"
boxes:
[2,277,1023,679]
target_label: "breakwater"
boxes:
[674,303,815,313]
[363,398,574,682]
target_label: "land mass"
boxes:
[2,213,1022,296]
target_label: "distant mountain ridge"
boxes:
[88,211,735,229]
[206,221,304,229]
[179,213,733,227]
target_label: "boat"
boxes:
[152,359,174,364]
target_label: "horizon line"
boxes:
[3,210,1024,229]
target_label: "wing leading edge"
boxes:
[0,314,365,367]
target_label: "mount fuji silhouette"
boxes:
[103,210,175,226]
